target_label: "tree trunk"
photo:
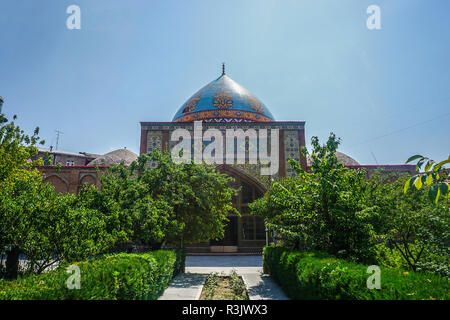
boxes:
[5,246,20,279]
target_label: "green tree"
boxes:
[404,155,449,203]
[88,150,238,249]
[0,113,44,278]
[137,151,238,247]
[251,133,375,262]
[77,163,171,248]
[365,171,449,274]
[0,175,116,276]
[0,114,119,278]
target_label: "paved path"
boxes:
[158,273,207,300]
[158,255,288,300]
[185,255,263,275]
[242,274,289,300]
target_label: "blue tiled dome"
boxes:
[172,72,275,123]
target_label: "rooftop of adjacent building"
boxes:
[36,147,138,167]
[37,147,101,158]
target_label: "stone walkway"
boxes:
[157,273,207,300]
[158,255,289,300]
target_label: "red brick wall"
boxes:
[139,130,147,155]
[298,128,307,170]
[39,166,104,194]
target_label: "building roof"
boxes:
[87,148,138,166]
[172,69,274,123]
[307,151,360,166]
[37,148,87,158]
[79,151,102,159]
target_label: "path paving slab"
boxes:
[158,256,289,300]
[158,273,207,300]
[186,255,262,267]
[186,267,262,274]
[242,273,289,300]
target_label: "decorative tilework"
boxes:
[284,130,301,177]
[146,131,162,167]
[213,92,233,110]
[172,74,275,123]
[247,96,264,114]
[173,110,273,123]
[182,93,201,114]
[232,163,271,188]
[141,121,305,131]
[167,125,279,181]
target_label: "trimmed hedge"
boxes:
[0,249,184,300]
[263,246,449,300]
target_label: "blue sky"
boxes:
[0,0,448,164]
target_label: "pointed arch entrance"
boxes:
[209,165,268,253]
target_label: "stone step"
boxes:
[186,246,263,255]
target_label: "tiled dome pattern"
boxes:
[172,73,274,123]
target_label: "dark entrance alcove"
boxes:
[208,165,267,252]
[210,216,238,246]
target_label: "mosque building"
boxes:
[32,66,415,253]
[138,66,414,253]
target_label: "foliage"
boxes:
[252,134,449,276]
[251,133,376,262]
[174,247,186,276]
[0,114,124,279]
[263,246,449,300]
[230,269,247,297]
[415,252,450,279]
[0,113,45,182]
[0,176,117,276]
[373,243,408,269]
[201,272,219,300]
[404,154,449,203]
[364,171,449,273]
[0,250,183,300]
[76,176,166,248]
[0,112,47,278]
[89,150,238,248]
[137,150,238,245]
[199,271,248,300]
[385,197,448,272]
[0,111,235,280]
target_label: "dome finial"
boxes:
[222,62,225,75]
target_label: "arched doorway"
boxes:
[209,165,267,253]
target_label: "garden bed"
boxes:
[199,271,249,300]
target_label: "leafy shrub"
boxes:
[201,272,219,300]
[230,270,246,296]
[84,150,238,248]
[0,250,183,300]
[174,247,186,276]
[251,134,377,263]
[263,246,449,300]
[364,172,449,272]
[374,243,407,269]
[415,248,450,279]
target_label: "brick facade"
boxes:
[38,166,104,194]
